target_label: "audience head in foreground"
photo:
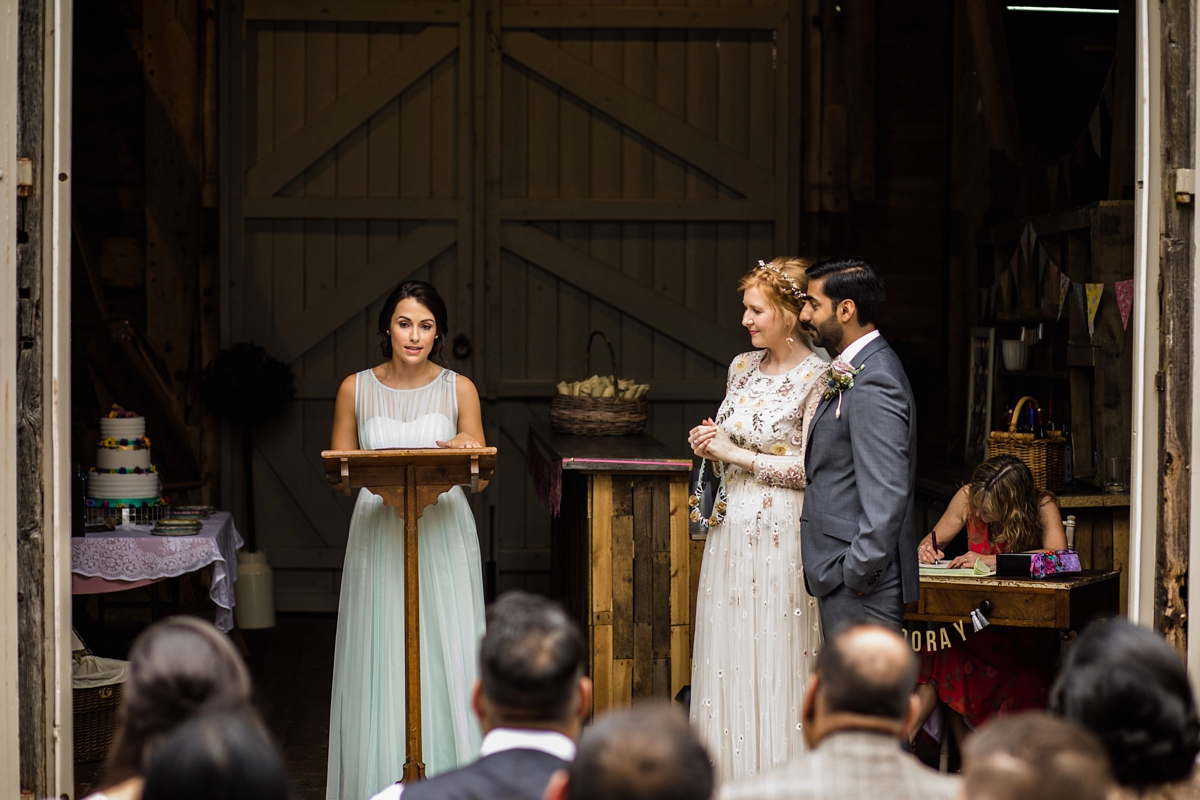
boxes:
[97,616,255,800]
[1051,617,1200,790]
[803,621,919,746]
[960,712,1112,800]
[545,703,714,800]
[141,713,291,800]
[718,623,956,800]
[372,591,591,800]
[475,589,591,736]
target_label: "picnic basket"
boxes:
[549,330,647,436]
[987,395,1067,493]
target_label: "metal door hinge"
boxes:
[1175,168,1195,205]
[16,158,32,196]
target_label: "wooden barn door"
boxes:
[484,2,800,595]
[224,0,799,610]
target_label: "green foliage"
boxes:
[200,342,296,426]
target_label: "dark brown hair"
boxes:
[967,455,1054,553]
[479,591,584,722]
[102,617,255,787]
[377,280,449,361]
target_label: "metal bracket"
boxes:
[16,158,32,197]
[1175,168,1195,204]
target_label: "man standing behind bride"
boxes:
[797,255,919,632]
[687,258,830,781]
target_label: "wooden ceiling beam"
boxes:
[502,6,786,29]
[244,0,460,23]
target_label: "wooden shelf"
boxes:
[994,310,1064,323]
[998,368,1070,380]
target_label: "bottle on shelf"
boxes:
[1035,406,1047,439]
[1063,422,1075,487]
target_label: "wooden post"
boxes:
[402,464,425,781]
[0,0,20,791]
[144,0,203,394]
[16,0,48,792]
[15,0,72,793]
[1155,0,1195,657]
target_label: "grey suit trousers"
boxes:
[816,556,904,633]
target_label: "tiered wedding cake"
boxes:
[87,406,165,508]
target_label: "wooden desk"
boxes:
[530,427,695,716]
[914,463,1130,612]
[905,570,1119,630]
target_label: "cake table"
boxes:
[71,511,244,632]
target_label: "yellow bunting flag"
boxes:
[1085,283,1105,338]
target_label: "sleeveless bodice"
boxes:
[356,367,459,450]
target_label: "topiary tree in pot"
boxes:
[200,342,295,552]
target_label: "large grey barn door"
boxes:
[224,0,799,609]
[484,2,800,592]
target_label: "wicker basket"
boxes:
[73,682,122,763]
[549,330,648,436]
[987,395,1067,493]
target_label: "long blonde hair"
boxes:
[967,455,1053,552]
[737,257,812,343]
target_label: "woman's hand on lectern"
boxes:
[435,434,482,449]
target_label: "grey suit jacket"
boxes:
[801,335,919,602]
[718,730,960,800]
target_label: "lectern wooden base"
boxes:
[323,447,497,782]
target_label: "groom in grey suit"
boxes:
[798,256,918,631]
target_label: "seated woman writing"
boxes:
[910,455,1067,746]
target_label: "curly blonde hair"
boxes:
[967,455,1054,553]
[736,257,812,343]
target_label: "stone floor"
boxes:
[72,612,336,800]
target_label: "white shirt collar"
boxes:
[367,729,576,800]
[479,728,577,761]
[837,329,881,365]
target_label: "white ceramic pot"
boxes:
[235,550,276,630]
[1001,339,1028,371]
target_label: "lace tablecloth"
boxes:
[71,512,244,632]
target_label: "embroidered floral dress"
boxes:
[916,514,1056,730]
[690,350,828,782]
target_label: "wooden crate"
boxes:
[552,469,694,715]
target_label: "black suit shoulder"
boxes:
[403,749,567,800]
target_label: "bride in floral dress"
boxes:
[688,258,830,781]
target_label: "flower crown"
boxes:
[756,260,807,301]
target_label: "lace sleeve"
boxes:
[751,454,807,489]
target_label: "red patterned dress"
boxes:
[916,514,1057,729]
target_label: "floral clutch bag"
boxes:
[996,550,1081,578]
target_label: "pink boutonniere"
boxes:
[823,360,863,419]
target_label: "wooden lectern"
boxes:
[322,447,498,781]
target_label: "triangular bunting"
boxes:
[1010,248,1020,288]
[1084,283,1099,335]
[1074,283,1086,328]
[1115,279,1134,331]
[1057,271,1071,321]
[1019,223,1032,263]
[1085,283,1104,338]
[1037,244,1047,283]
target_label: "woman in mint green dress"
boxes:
[326,281,487,800]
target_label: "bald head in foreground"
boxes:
[960,712,1112,800]
[544,702,714,800]
[720,622,959,800]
